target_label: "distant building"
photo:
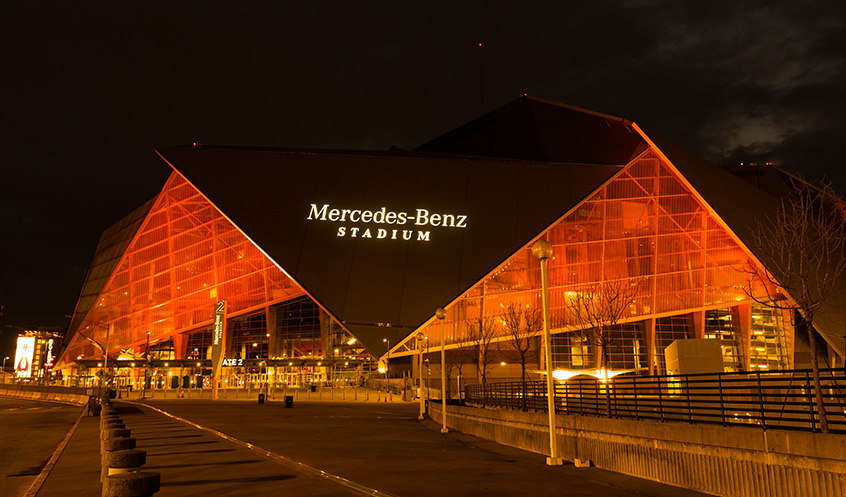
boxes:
[57,96,845,388]
[14,329,62,380]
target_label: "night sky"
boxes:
[1,1,844,357]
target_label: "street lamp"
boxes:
[142,331,151,400]
[2,356,9,371]
[382,338,390,401]
[532,239,562,466]
[416,332,425,420]
[436,307,448,434]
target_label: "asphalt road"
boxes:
[0,397,82,497]
[142,399,711,497]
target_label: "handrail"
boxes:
[464,368,846,434]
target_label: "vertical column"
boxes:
[645,318,656,375]
[692,310,705,339]
[267,306,278,358]
[736,304,752,371]
[173,334,187,361]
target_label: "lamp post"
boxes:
[417,332,425,419]
[142,331,150,400]
[382,338,390,401]
[532,239,562,466]
[436,307,448,434]
[2,356,9,371]
[103,323,113,396]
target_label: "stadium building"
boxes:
[57,96,846,390]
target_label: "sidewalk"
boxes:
[37,398,713,497]
[36,403,367,497]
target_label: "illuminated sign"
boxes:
[212,300,226,347]
[307,204,467,242]
[45,339,55,372]
[14,336,35,378]
[222,358,244,366]
[211,299,227,399]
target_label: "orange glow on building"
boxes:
[421,149,764,356]
[62,172,304,364]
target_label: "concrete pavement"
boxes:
[34,393,714,497]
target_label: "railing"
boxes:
[465,369,846,433]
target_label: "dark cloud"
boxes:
[1,0,844,354]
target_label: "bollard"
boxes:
[101,429,131,454]
[88,396,102,416]
[101,415,121,424]
[105,437,137,452]
[103,428,131,441]
[103,449,146,480]
[101,438,137,482]
[102,471,160,497]
[102,421,126,431]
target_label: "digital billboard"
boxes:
[14,336,35,378]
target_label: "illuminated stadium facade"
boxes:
[57,96,846,389]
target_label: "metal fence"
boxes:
[465,369,846,433]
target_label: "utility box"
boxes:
[665,339,723,375]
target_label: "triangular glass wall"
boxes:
[61,172,306,364]
[419,149,764,350]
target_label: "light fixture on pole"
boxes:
[2,356,9,371]
[382,338,390,401]
[417,332,425,420]
[142,331,150,400]
[436,307,449,434]
[532,239,562,466]
[104,322,113,395]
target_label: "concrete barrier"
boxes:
[102,471,160,497]
[430,403,846,497]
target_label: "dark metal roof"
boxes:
[65,196,157,348]
[157,146,620,356]
[643,129,845,356]
[418,95,648,165]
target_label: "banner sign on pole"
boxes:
[211,299,227,399]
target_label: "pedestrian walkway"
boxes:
[36,398,712,497]
[37,403,368,497]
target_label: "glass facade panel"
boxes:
[421,149,762,361]
[749,303,789,370]
[65,172,306,362]
[704,308,742,372]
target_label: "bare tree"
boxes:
[742,178,846,433]
[501,303,541,411]
[569,279,642,374]
[568,278,642,417]
[466,316,500,407]
[443,346,475,401]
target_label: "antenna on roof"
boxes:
[478,42,484,115]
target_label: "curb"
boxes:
[23,405,87,497]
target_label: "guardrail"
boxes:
[0,384,92,405]
[465,368,846,433]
